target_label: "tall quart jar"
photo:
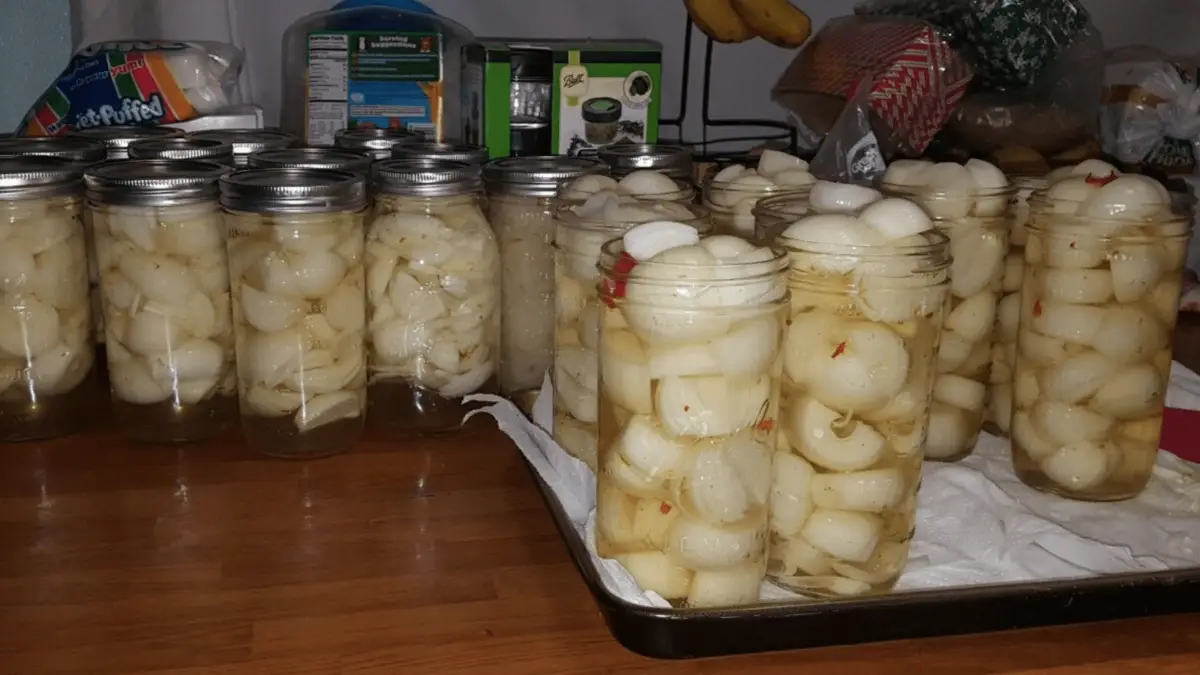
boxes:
[597,143,694,182]
[879,160,1015,461]
[1011,172,1190,501]
[553,200,709,470]
[128,138,236,167]
[769,200,951,596]
[986,175,1046,437]
[0,157,98,441]
[85,159,238,443]
[366,159,500,435]
[190,129,299,167]
[221,168,369,458]
[483,156,608,407]
[248,148,374,176]
[594,234,789,608]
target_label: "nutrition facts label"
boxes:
[307,33,350,145]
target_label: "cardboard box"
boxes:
[462,39,661,158]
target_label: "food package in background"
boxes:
[772,15,973,155]
[17,41,243,136]
[857,0,1091,91]
[1099,46,1200,176]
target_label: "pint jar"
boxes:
[248,148,374,176]
[70,125,184,160]
[594,235,789,608]
[128,138,236,167]
[190,129,298,167]
[221,168,368,458]
[558,170,694,203]
[752,191,812,244]
[880,161,1015,462]
[1011,173,1190,501]
[770,208,951,596]
[986,175,1046,437]
[0,157,98,441]
[366,160,499,436]
[335,127,421,161]
[391,141,489,167]
[85,159,237,443]
[704,171,814,236]
[484,156,608,406]
[598,143,694,182]
[553,200,709,470]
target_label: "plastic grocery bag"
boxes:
[17,41,243,136]
[809,79,887,185]
[1099,46,1200,175]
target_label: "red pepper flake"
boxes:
[659,502,672,515]
[600,251,638,308]
[683,405,690,412]
[1085,171,1119,187]
[1033,299,1043,317]
[831,341,847,359]
[756,418,776,432]
[1069,241,1077,249]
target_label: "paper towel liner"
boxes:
[465,363,1200,609]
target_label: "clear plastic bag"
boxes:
[18,41,243,136]
[809,79,887,184]
[1099,46,1200,175]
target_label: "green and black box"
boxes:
[462,39,662,159]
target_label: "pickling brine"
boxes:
[594,223,789,608]
[1011,167,1189,501]
[770,195,950,596]
[221,168,368,458]
[880,159,1015,462]
[703,150,815,236]
[553,197,709,470]
[0,157,98,441]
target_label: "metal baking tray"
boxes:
[521,460,1200,659]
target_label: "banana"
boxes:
[684,0,757,44]
[731,0,812,49]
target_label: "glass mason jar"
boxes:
[85,159,238,444]
[752,191,813,244]
[335,127,421,161]
[70,125,184,160]
[248,148,374,176]
[221,168,368,457]
[391,142,490,167]
[704,177,811,237]
[553,201,710,470]
[366,160,500,435]
[594,236,789,608]
[0,157,99,441]
[770,226,951,596]
[190,129,299,168]
[1011,178,1190,501]
[484,156,608,407]
[879,182,1015,461]
[598,143,694,182]
[128,138,236,167]
[559,171,694,203]
[986,175,1046,437]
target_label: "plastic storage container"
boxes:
[366,159,499,435]
[190,129,299,167]
[0,136,107,163]
[553,199,710,470]
[1012,173,1189,501]
[70,125,184,160]
[0,157,99,442]
[391,141,489,166]
[281,4,473,144]
[128,138,236,166]
[247,147,374,176]
[85,159,238,444]
[221,168,369,458]
[598,144,694,181]
[593,235,789,608]
[771,207,951,596]
[483,156,608,405]
[334,127,421,161]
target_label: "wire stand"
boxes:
[658,17,798,162]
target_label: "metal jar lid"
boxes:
[374,159,482,197]
[391,141,489,166]
[84,159,231,207]
[483,156,608,198]
[598,144,694,179]
[220,168,366,214]
[0,136,108,164]
[0,156,85,200]
[335,127,421,161]
[127,137,236,165]
[69,125,185,159]
[189,129,298,163]
[247,147,374,175]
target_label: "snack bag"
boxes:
[1099,46,1200,175]
[18,41,243,136]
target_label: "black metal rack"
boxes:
[657,17,799,162]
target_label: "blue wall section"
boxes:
[0,0,73,131]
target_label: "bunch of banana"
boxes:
[684,0,812,48]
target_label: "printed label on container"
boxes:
[305,31,442,145]
[19,42,202,136]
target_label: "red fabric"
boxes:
[1161,407,1200,462]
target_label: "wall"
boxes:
[0,0,72,131]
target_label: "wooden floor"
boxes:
[0,317,1198,673]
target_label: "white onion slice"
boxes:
[1089,364,1163,420]
[666,517,765,569]
[687,562,764,607]
[615,551,692,600]
[799,509,883,564]
[810,468,905,513]
[769,452,815,536]
[787,397,886,471]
